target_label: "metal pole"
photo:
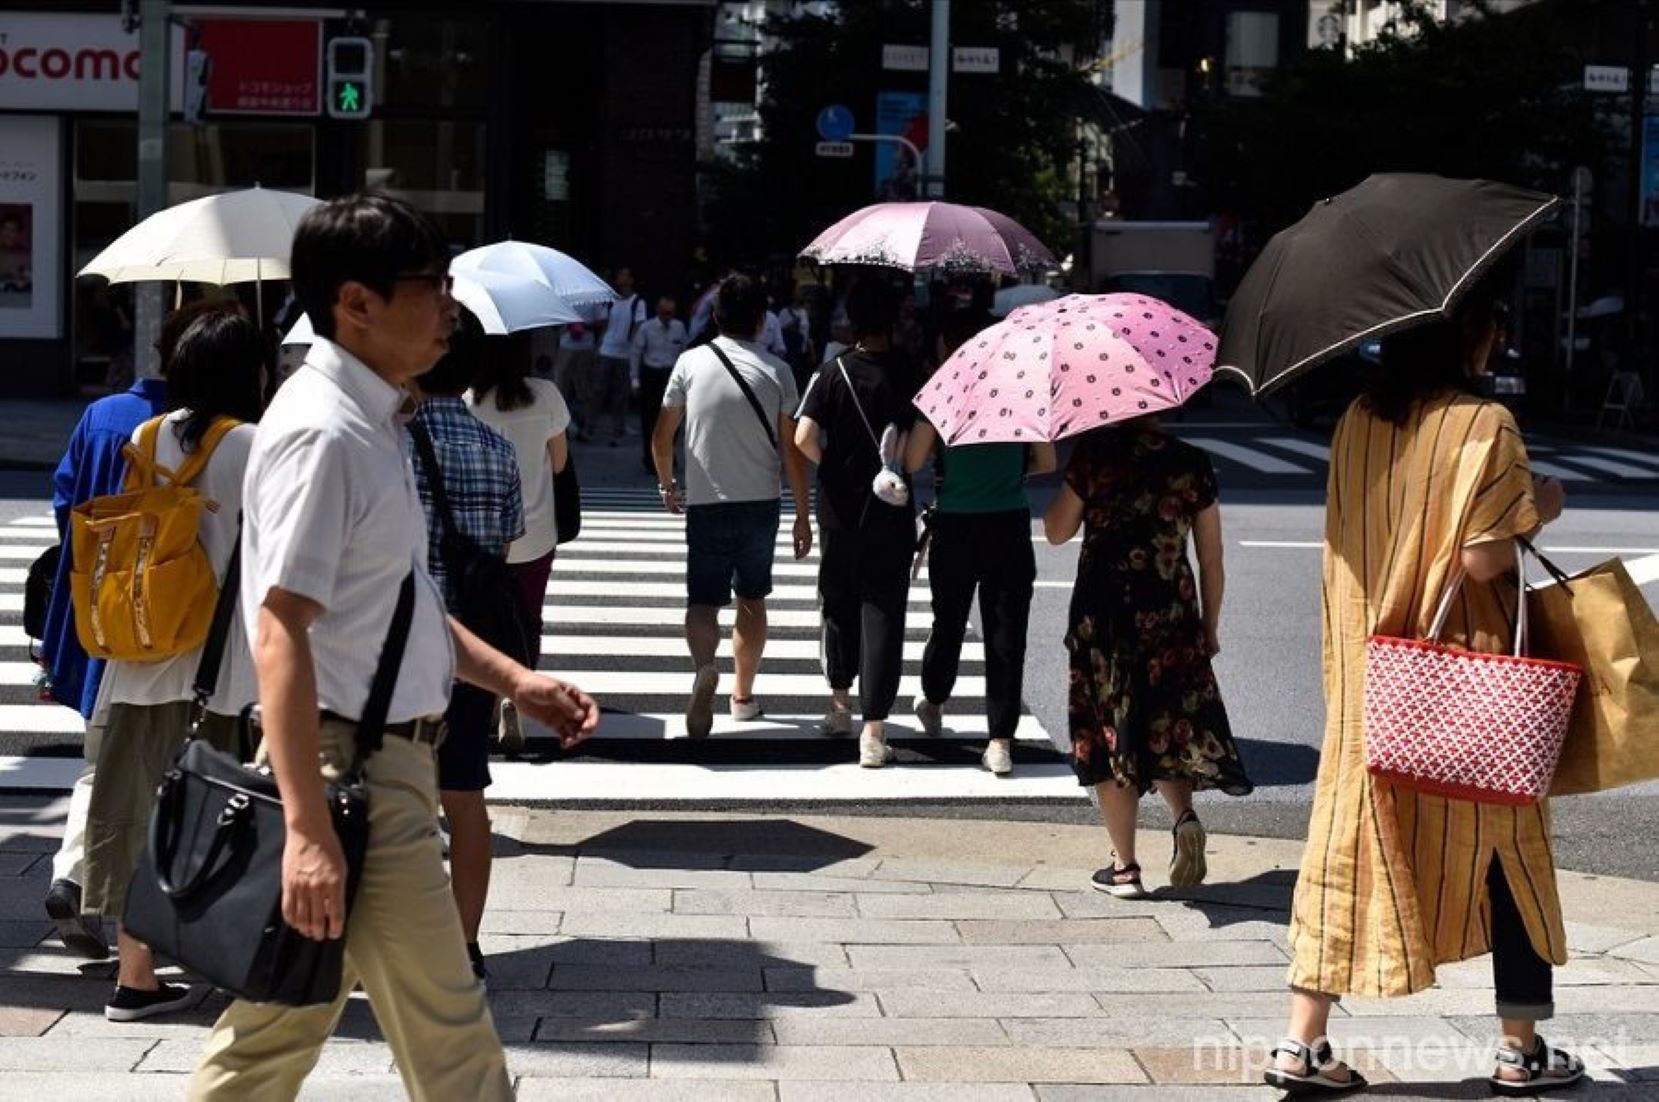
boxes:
[133,0,171,381]
[1626,0,1652,386]
[1566,169,1583,393]
[849,132,925,172]
[926,0,949,198]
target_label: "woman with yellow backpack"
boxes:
[75,309,266,1023]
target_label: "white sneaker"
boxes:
[686,665,718,739]
[730,696,764,722]
[913,695,943,736]
[823,702,853,736]
[982,739,1013,776]
[859,730,894,768]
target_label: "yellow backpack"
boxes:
[70,415,239,662]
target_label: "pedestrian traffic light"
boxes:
[326,36,373,120]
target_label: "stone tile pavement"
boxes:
[2,804,1658,1099]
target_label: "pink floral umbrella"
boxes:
[915,293,1217,445]
[799,201,1055,275]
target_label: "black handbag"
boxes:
[407,419,538,665]
[554,452,581,545]
[122,542,416,1008]
[23,543,60,659]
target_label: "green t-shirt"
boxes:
[935,441,1029,514]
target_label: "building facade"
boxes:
[0,0,716,397]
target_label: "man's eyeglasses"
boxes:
[394,271,454,296]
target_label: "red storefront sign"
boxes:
[197,18,321,116]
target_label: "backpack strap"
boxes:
[169,417,240,488]
[121,416,168,491]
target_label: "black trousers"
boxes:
[920,510,1036,742]
[1488,857,1555,1019]
[818,524,914,721]
[638,366,672,466]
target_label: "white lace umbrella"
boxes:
[281,268,579,344]
[451,241,617,310]
[79,187,321,285]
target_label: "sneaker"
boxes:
[1169,810,1208,889]
[913,695,944,736]
[1090,861,1148,900]
[685,664,718,739]
[730,696,764,722]
[467,942,489,986]
[859,730,894,768]
[44,879,109,960]
[823,702,853,736]
[105,982,195,1022]
[982,739,1013,776]
[497,698,526,755]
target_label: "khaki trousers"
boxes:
[188,717,510,1102]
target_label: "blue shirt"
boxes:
[407,396,526,610]
[42,378,170,717]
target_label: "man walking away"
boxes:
[188,194,598,1102]
[632,296,687,474]
[408,306,525,985]
[651,274,813,737]
[593,266,647,446]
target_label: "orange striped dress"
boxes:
[1286,392,1567,999]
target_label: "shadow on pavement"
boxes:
[563,817,873,871]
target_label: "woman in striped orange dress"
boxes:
[1265,300,1584,1097]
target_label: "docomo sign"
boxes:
[0,13,183,112]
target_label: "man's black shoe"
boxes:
[467,941,489,986]
[44,879,110,960]
[105,982,195,1022]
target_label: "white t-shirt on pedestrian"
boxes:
[466,377,572,563]
[93,412,259,723]
[599,294,647,359]
[662,336,799,508]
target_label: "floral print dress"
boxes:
[1064,427,1252,796]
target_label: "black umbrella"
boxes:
[1215,174,1559,395]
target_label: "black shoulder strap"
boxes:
[406,418,458,544]
[189,518,242,722]
[708,342,778,451]
[355,570,417,762]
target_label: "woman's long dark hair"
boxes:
[167,311,265,451]
[472,330,535,412]
[1362,298,1495,427]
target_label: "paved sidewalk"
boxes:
[2,806,1658,1099]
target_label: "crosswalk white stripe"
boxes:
[555,670,986,698]
[1260,437,1332,462]
[0,662,47,685]
[0,530,55,542]
[0,705,81,734]
[1546,454,1657,480]
[1527,459,1598,482]
[534,711,1050,742]
[1584,446,1659,471]
[540,635,980,663]
[0,545,52,558]
[1627,554,1659,587]
[541,605,837,629]
[7,517,55,527]
[546,580,929,602]
[0,569,26,584]
[0,594,20,613]
[555,558,823,578]
[1183,438,1312,475]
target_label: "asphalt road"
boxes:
[3,406,1657,880]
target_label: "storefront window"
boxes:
[373,17,491,113]
[361,120,487,247]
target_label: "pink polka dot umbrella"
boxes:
[914,293,1216,445]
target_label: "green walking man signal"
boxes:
[326,37,374,119]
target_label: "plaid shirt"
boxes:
[407,396,526,610]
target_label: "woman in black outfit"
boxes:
[793,277,918,768]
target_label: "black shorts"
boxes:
[437,682,496,792]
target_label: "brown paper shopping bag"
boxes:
[1526,554,1659,796]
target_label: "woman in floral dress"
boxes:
[1045,421,1251,898]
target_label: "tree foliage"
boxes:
[1190,0,1611,235]
[701,0,1102,266]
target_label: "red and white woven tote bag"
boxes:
[1364,549,1582,805]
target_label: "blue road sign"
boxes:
[816,105,855,142]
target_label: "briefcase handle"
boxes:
[149,769,253,901]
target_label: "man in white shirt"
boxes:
[188,194,599,1101]
[650,275,813,738]
[589,266,647,446]
[631,295,687,473]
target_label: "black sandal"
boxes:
[1490,1035,1584,1096]
[1090,860,1148,899]
[1263,1037,1369,1096]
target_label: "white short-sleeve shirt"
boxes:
[466,377,571,563]
[241,338,454,723]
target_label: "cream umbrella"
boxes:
[79,187,321,285]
